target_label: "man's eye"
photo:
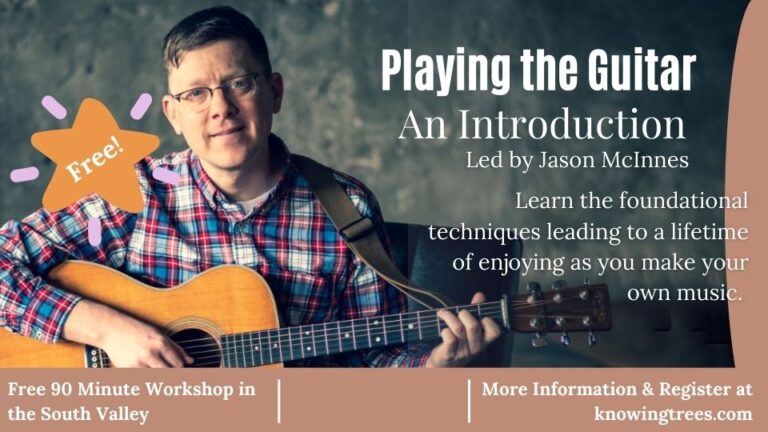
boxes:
[183,89,206,100]
[230,79,247,89]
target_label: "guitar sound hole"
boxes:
[171,328,221,368]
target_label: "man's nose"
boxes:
[208,88,238,118]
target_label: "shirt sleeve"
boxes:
[0,194,135,343]
[334,189,432,368]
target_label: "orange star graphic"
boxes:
[31,98,159,213]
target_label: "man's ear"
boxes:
[162,95,183,135]
[269,73,284,114]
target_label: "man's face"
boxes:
[162,38,283,172]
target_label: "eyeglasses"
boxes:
[170,73,262,112]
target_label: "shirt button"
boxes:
[34,329,44,340]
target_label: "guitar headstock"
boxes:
[507,279,612,347]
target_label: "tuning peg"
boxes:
[560,330,571,346]
[527,281,542,304]
[527,281,541,294]
[552,280,567,303]
[588,330,597,346]
[531,332,548,348]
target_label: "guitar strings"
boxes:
[153,302,508,347]
[158,308,598,366]
[112,297,587,350]
[225,303,507,344]
[167,296,585,349]
[95,298,598,367]
[96,304,506,366]
[100,307,592,366]
[172,318,495,365]
[98,311,595,368]
[168,317,598,366]
[178,305,506,357]
[103,303,587,364]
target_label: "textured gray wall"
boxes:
[0,0,748,365]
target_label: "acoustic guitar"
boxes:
[0,261,612,367]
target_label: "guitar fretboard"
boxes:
[220,300,507,367]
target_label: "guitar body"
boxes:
[0,261,282,368]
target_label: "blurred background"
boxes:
[0,0,748,366]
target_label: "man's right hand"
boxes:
[62,300,193,368]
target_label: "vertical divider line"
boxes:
[277,379,282,424]
[467,378,472,424]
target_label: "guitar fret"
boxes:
[225,335,232,367]
[297,326,304,358]
[267,331,274,365]
[417,311,423,340]
[284,330,291,361]
[336,321,343,354]
[99,349,107,368]
[285,329,292,361]
[235,334,243,367]
[256,331,264,366]
[230,334,238,367]
[276,329,284,363]
[365,318,372,347]
[339,321,354,352]
[240,333,247,367]
[236,333,242,367]
[281,330,288,362]
[229,336,235,367]
[247,333,255,367]
[398,314,405,343]
[351,321,357,351]
[382,317,388,345]
[310,324,317,355]
[322,322,330,355]
[242,333,248,367]
[277,329,291,363]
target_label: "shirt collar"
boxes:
[189,134,296,217]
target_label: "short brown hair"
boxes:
[162,6,272,74]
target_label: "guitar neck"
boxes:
[220,299,509,367]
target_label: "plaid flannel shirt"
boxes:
[0,135,429,367]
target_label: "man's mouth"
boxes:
[210,126,245,137]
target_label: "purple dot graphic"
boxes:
[10,167,40,183]
[41,95,67,119]
[152,167,180,186]
[88,217,102,246]
[130,93,152,120]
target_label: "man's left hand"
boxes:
[425,292,503,367]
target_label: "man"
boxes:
[0,6,500,367]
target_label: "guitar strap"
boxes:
[293,155,456,309]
